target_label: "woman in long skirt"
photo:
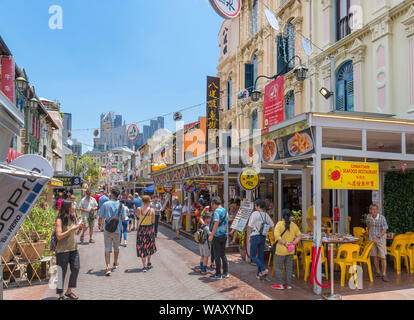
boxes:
[136,195,157,272]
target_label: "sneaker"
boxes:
[271,284,285,290]
[142,267,147,273]
[283,284,293,289]
[210,274,222,280]
[200,269,208,275]
[147,263,153,269]
[124,241,127,247]
[105,268,111,276]
[222,273,229,279]
[113,263,119,270]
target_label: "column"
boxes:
[350,39,367,112]
[301,168,312,233]
[402,5,414,113]
[321,0,335,48]
[294,82,304,116]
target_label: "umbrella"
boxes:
[142,185,155,194]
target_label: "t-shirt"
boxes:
[98,195,109,208]
[80,197,98,216]
[213,207,228,237]
[98,200,127,234]
[248,211,274,237]
[93,194,101,204]
[126,199,135,211]
[172,203,182,220]
[306,205,314,232]
[133,197,142,211]
[367,214,388,242]
[274,221,302,256]
[150,202,162,216]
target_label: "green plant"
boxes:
[383,171,414,233]
[292,209,302,219]
[238,230,246,250]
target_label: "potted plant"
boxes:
[1,236,18,263]
[292,209,302,227]
[17,206,57,261]
[238,230,246,260]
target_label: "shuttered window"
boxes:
[277,20,295,75]
[336,61,354,112]
[245,63,254,92]
[284,90,295,120]
[227,78,232,110]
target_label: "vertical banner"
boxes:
[0,155,53,256]
[1,56,15,104]
[206,76,220,152]
[263,76,284,132]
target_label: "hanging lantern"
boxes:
[94,129,99,137]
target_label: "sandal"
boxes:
[58,296,65,300]
[89,239,95,243]
[64,292,79,300]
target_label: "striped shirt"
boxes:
[367,214,388,242]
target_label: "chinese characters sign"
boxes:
[1,56,15,104]
[322,160,379,190]
[238,168,259,191]
[209,0,241,20]
[206,76,220,152]
[263,76,284,131]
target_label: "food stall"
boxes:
[240,111,414,295]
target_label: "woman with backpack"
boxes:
[136,195,157,272]
[271,208,302,290]
[247,199,274,280]
[55,200,83,300]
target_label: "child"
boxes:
[198,213,212,274]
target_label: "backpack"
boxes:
[105,202,123,233]
[195,226,208,244]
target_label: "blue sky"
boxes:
[0,0,223,151]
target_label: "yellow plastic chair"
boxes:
[354,241,374,282]
[334,244,360,287]
[322,217,333,233]
[353,227,367,248]
[302,241,328,282]
[387,234,410,275]
[407,235,414,274]
[267,229,275,267]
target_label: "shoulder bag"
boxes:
[137,207,152,230]
[258,211,272,237]
[105,202,123,233]
[270,227,289,256]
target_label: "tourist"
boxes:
[56,193,64,211]
[150,196,162,237]
[160,194,170,222]
[199,202,215,270]
[198,212,212,275]
[366,203,390,282]
[126,194,135,232]
[170,196,183,240]
[79,190,98,243]
[55,200,83,300]
[98,191,110,232]
[136,195,157,272]
[93,192,101,207]
[248,199,275,280]
[98,188,127,276]
[208,197,229,280]
[120,199,129,247]
[272,209,302,290]
[133,192,143,231]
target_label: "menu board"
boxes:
[230,199,254,232]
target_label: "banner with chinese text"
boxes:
[322,160,379,190]
[1,56,15,104]
[206,76,220,152]
[263,76,284,132]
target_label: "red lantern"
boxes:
[333,207,340,222]
[94,129,99,137]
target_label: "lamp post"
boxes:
[250,55,309,102]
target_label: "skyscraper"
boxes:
[114,115,122,128]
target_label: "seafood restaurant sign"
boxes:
[209,0,241,19]
[0,155,53,256]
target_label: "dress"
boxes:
[136,212,157,258]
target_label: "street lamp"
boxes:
[250,55,308,102]
[319,87,333,100]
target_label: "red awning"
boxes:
[6,148,22,163]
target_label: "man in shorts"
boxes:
[366,203,389,282]
[98,188,127,276]
[170,197,183,240]
[80,190,98,243]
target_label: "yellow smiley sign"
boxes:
[238,168,259,191]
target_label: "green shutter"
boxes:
[245,64,254,92]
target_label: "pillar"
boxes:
[402,6,414,113]
[301,168,312,233]
[350,39,367,112]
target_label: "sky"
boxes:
[0,0,223,151]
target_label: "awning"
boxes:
[0,89,24,130]
[142,185,155,193]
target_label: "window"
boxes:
[277,20,295,75]
[252,0,258,36]
[336,0,353,41]
[227,77,232,110]
[251,109,258,133]
[336,61,354,111]
[245,54,258,93]
[227,123,232,148]
[284,90,295,120]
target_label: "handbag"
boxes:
[270,227,289,256]
[137,207,152,230]
[258,211,271,237]
[88,209,95,221]
[50,230,58,252]
[105,203,123,233]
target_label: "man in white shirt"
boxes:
[170,197,183,240]
[80,190,98,243]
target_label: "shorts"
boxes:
[370,240,387,259]
[104,232,121,253]
[172,218,181,231]
[199,241,211,258]
[82,214,95,228]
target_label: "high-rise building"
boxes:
[143,125,151,142]
[114,115,122,128]
[94,111,128,152]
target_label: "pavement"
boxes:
[3,225,414,300]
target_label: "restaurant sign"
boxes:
[238,168,259,191]
[322,160,379,190]
[206,76,220,152]
[209,0,241,20]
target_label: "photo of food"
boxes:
[188,166,195,177]
[209,162,219,174]
[201,164,209,175]
[288,132,313,157]
[262,140,277,163]
[243,145,260,166]
[194,165,201,177]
